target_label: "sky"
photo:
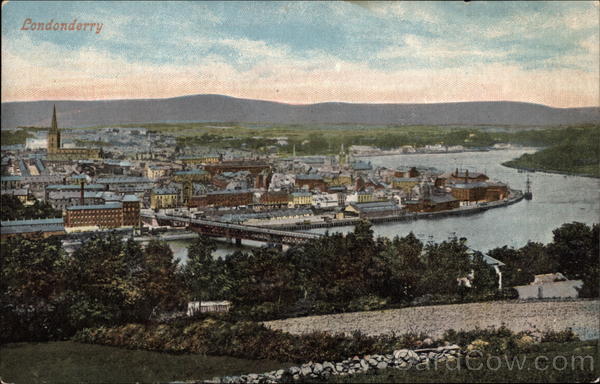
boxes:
[1,1,599,107]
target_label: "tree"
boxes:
[377,233,424,301]
[471,252,498,293]
[141,240,184,314]
[420,238,472,296]
[0,195,62,221]
[65,234,147,328]
[547,222,599,297]
[183,236,220,301]
[0,236,69,341]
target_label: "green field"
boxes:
[324,341,599,383]
[0,341,291,384]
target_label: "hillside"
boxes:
[2,94,599,129]
[503,127,600,177]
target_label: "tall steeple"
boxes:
[48,105,61,153]
[51,104,58,131]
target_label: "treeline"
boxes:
[171,123,599,156]
[187,221,598,320]
[1,221,597,343]
[1,236,183,342]
[186,222,506,320]
[503,126,600,177]
[0,195,63,221]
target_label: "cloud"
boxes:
[376,34,509,62]
[2,33,598,108]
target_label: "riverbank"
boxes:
[502,161,600,179]
[259,189,523,231]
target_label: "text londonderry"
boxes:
[21,19,103,34]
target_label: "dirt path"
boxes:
[264,300,600,340]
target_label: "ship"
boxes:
[524,174,533,200]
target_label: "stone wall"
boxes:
[200,345,463,384]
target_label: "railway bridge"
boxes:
[141,212,322,246]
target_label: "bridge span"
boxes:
[141,212,322,246]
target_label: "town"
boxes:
[1,106,520,241]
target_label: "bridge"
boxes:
[141,212,322,246]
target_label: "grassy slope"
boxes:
[0,341,291,384]
[324,341,599,383]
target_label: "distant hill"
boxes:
[1,94,599,129]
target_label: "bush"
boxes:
[74,319,413,363]
[541,329,579,343]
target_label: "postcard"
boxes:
[1,1,599,383]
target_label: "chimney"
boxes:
[80,181,85,205]
[465,169,469,183]
[455,168,458,177]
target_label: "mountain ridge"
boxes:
[2,94,599,129]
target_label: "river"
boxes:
[168,148,600,262]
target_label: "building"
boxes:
[289,191,313,207]
[178,153,221,165]
[145,164,171,180]
[514,273,583,299]
[1,218,65,240]
[189,189,253,208]
[1,175,23,189]
[171,169,211,183]
[47,106,102,161]
[187,301,231,316]
[350,160,373,173]
[65,196,140,228]
[95,176,154,194]
[295,174,327,192]
[259,191,290,207]
[448,169,489,184]
[392,177,420,193]
[204,161,270,176]
[404,194,460,213]
[1,188,29,203]
[484,182,509,201]
[345,200,401,218]
[47,190,104,211]
[450,182,488,203]
[312,193,339,209]
[45,183,106,200]
[150,187,180,209]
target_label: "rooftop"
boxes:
[67,202,122,211]
[95,177,152,184]
[452,182,489,189]
[46,184,106,190]
[1,217,64,227]
[174,169,209,176]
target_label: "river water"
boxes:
[168,148,599,262]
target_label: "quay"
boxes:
[259,189,524,231]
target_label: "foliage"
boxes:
[547,222,599,298]
[1,129,34,145]
[0,195,62,221]
[489,222,599,297]
[1,234,184,343]
[123,121,600,158]
[503,126,600,177]
[73,319,425,363]
[177,221,597,322]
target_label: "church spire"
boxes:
[51,104,58,131]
